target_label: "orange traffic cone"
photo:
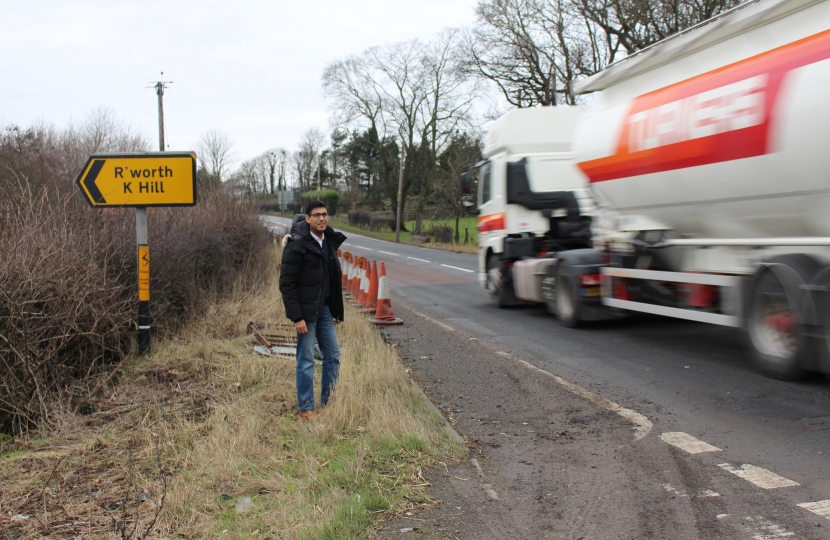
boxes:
[360,260,378,314]
[344,253,354,296]
[349,256,364,303]
[356,257,366,300]
[340,251,348,290]
[345,252,353,290]
[348,257,356,299]
[357,259,370,307]
[346,257,356,301]
[337,249,344,289]
[370,262,403,325]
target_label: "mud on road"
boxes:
[370,301,829,540]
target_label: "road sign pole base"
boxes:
[370,317,404,326]
[138,301,150,355]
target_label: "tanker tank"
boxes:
[573,0,830,241]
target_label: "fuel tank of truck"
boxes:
[573,0,830,240]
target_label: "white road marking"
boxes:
[660,432,722,453]
[406,309,456,331]
[741,516,795,539]
[407,256,430,263]
[378,250,399,256]
[661,483,720,498]
[497,352,652,440]
[797,500,830,520]
[441,264,474,273]
[360,247,373,251]
[717,463,800,489]
[344,244,369,250]
[661,483,688,497]
[716,514,730,519]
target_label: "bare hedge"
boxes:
[0,185,271,434]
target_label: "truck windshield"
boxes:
[479,163,491,205]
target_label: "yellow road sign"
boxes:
[138,245,150,301]
[76,152,197,207]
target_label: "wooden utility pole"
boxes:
[136,72,172,355]
[395,141,405,243]
[351,168,356,212]
[154,73,169,152]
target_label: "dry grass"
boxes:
[0,248,462,540]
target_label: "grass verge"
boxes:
[0,248,464,539]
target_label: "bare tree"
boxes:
[435,132,482,242]
[57,108,151,196]
[464,0,616,107]
[323,34,476,224]
[422,29,477,158]
[196,129,236,185]
[411,29,479,231]
[1,108,150,201]
[465,0,744,108]
[575,0,743,55]
[228,157,261,199]
[329,129,348,190]
[262,150,278,195]
[295,128,327,192]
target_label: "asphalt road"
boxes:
[262,215,830,535]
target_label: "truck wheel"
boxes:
[542,265,557,316]
[487,254,509,308]
[810,267,830,374]
[555,261,581,328]
[747,267,810,380]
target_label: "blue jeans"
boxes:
[296,306,340,411]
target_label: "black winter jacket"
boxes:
[279,214,347,323]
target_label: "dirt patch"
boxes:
[371,301,750,540]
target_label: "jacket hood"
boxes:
[283,213,347,251]
[289,214,309,240]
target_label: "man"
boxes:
[279,201,346,420]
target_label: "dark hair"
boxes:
[305,200,327,215]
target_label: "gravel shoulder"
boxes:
[369,300,829,540]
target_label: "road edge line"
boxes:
[404,307,456,332]
[497,352,653,441]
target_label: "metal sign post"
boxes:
[75,152,196,356]
[136,208,150,354]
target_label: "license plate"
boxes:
[581,287,601,297]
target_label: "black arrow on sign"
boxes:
[83,159,107,204]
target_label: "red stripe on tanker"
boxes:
[478,212,506,234]
[578,28,830,183]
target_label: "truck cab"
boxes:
[470,107,594,305]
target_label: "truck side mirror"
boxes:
[460,172,472,194]
[460,195,479,215]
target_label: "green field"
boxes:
[330,215,478,245]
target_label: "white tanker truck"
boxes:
[463,0,830,379]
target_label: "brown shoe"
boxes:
[298,410,318,420]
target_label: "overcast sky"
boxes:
[1,0,479,165]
